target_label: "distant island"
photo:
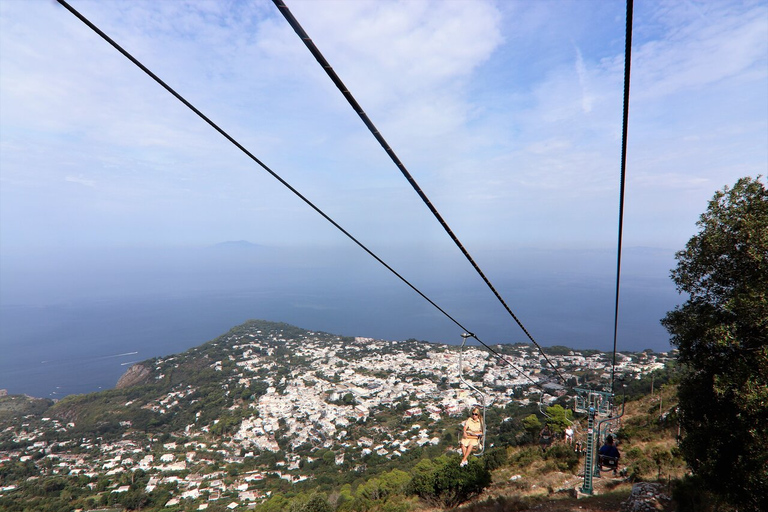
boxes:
[211,240,263,250]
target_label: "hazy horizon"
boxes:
[0,242,681,398]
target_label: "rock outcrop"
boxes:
[116,364,151,389]
[621,482,673,512]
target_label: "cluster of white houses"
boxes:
[0,329,670,508]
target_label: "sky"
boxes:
[1,0,767,380]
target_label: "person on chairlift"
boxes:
[460,407,483,466]
[598,434,620,474]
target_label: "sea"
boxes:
[0,243,682,398]
[0,273,679,399]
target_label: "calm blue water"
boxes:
[0,296,249,398]
[0,287,439,397]
[0,272,677,398]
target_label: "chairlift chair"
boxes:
[593,390,626,478]
[597,454,620,474]
[459,333,487,456]
[537,393,555,450]
[539,391,574,447]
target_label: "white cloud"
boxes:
[632,2,767,101]
[286,0,502,103]
[65,175,97,188]
[575,47,594,114]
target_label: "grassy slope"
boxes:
[448,384,683,512]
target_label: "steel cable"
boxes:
[273,0,567,384]
[610,0,634,395]
[55,0,540,389]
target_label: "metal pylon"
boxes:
[574,388,614,495]
[581,406,596,494]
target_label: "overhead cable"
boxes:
[55,0,540,389]
[610,0,634,395]
[272,0,566,384]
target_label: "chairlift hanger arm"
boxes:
[459,334,487,456]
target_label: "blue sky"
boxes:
[1,0,767,353]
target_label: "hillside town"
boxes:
[0,321,672,510]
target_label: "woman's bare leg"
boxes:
[460,443,471,464]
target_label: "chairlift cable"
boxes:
[273,0,567,385]
[465,333,542,389]
[610,0,634,395]
[580,2,634,484]
[53,0,462,336]
[55,0,541,389]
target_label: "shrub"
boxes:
[408,455,491,508]
[508,446,539,468]
[376,495,414,512]
[543,443,579,472]
[289,494,333,512]
[627,457,654,482]
[303,494,333,512]
[354,469,410,509]
[616,425,638,442]
[483,447,508,471]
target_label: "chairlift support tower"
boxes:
[574,388,614,495]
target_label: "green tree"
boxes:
[301,494,333,512]
[661,176,768,512]
[522,414,542,441]
[355,468,410,504]
[259,494,290,512]
[288,493,332,512]
[544,404,573,435]
[498,417,524,446]
[408,455,491,508]
[119,489,150,510]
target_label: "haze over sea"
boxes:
[0,243,680,399]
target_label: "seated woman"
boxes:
[460,407,483,466]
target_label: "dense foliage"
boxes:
[662,176,768,512]
[408,455,491,508]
